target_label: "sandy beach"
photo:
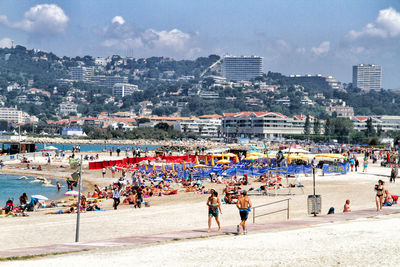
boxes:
[0,152,399,253]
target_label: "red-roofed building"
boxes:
[222,112,308,140]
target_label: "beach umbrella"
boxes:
[212,154,224,158]
[194,164,207,168]
[247,152,265,157]
[64,191,80,196]
[211,157,215,166]
[217,159,230,164]
[245,155,260,161]
[223,153,237,158]
[195,156,200,165]
[172,163,175,172]
[282,148,310,153]
[31,195,48,201]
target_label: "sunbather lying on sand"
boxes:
[46,207,75,215]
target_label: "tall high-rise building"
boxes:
[222,56,263,81]
[352,64,382,91]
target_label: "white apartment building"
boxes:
[0,107,38,123]
[71,66,94,81]
[326,102,354,119]
[175,119,222,138]
[59,102,78,115]
[353,116,400,132]
[223,56,263,81]
[222,112,309,140]
[352,64,382,91]
[94,57,108,66]
[112,83,140,98]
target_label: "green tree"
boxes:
[154,122,170,131]
[350,131,366,144]
[330,118,354,142]
[324,118,331,136]
[313,118,321,135]
[365,118,376,137]
[198,125,204,137]
[183,124,188,134]
[377,124,383,137]
[304,115,311,135]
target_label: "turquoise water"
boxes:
[1,143,161,152]
[0,174,66,207]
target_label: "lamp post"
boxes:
[75,155,83,242]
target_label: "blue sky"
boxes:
[0,0,399,88]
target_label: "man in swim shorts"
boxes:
[236,190,252,235]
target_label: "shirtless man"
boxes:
[207,190,222,232]
[236,190,252,235]
[343,199,351,212]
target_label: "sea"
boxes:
[1,143,161,152]
[0,174,67,206]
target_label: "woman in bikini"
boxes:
[376,180,385,211]
[207,190,222,232]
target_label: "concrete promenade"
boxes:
[0,207,399,259]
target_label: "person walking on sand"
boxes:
[236,190,252,235]
[363,158,368,172]
[102,167,106,178]
[355,158,359,172]
[375,180,385,211]
[390,167,397,183]
[207,190,222,232]
[113,184,122,210]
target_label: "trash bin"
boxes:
[308,195,321,215]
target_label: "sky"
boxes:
[0,0,399,88]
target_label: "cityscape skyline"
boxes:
[0,0,399,88]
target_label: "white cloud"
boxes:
[350,46,365,54]
[143,29,191,50]
[311,41,330,56]
[100,16,194,53]
[348,7,400,39]
[111,16,125,25]
[0,4,69,36]
[0,37,13,48]
[296,47,306,54]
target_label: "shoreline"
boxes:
[0,168,95,203]
[0,137,230,147]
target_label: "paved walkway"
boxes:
[1,207,399,259]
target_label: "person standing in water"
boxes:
[207,190,222,232]
[236,190,252,235]
[56,182,62,192]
